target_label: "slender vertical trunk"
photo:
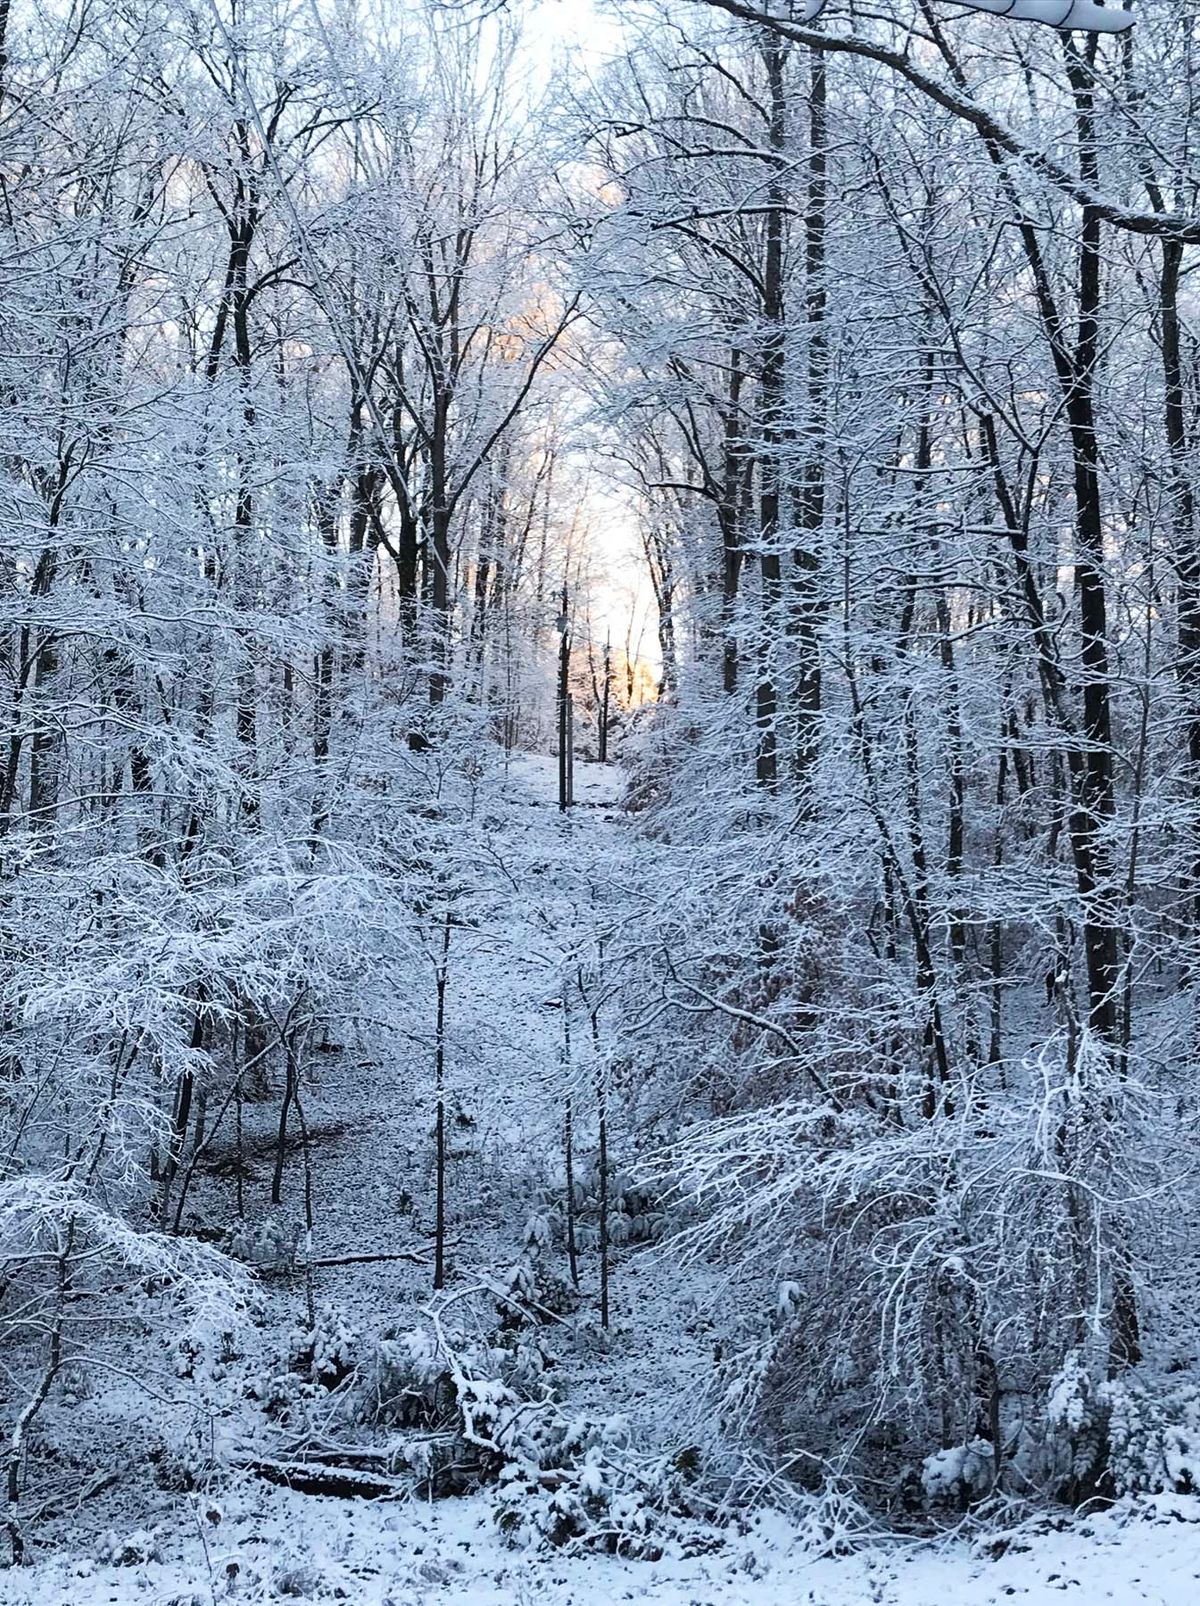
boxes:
[270,1036,295,1209]
[589,1000,609,1330]
[720,346,747,695]
[791,46,827,780]
[558,585,572,812]
[1058,47,1118,1048]
[345,401,384,679]
[310,487,338,853]
[0,0,11,112]
[433,913,451,1290]
[161,987,206,1220]
[1157,239,1200,916]
[5,1231,68,1565]
[228,186,260,825]
[561,990,579,1289]
[234,1026,245,1222]
[989,736,1009,1074]
[755,35,788,791]
[429,380,452,706]
[599,640,611,762]
[1,535,61,835]
[27,636,59,832]
[389,396,421,655]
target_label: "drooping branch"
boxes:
[689,1,1200,241]
[798,0,1133,29]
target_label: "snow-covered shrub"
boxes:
[919,1439,995,1508]
[357,1324,458,1428]
[0,1176,252,1556]
[352,1322,548,1494]
[273,1562,329,1598]
[288,1304,360,1389]
[253,1364,321,1425]
[314,1311,696,1547]
[150,1420,221,1493]
[250,1305,360,1425]
[492,1413,691,1557]
[170,1322,243,1386]
[522,1200,561,1252]
[95,1528,162,1567]
[228,1215,304,1275]
[1106,1377,1200,1495]
[572,1164,670,1249]
[1037,1357,1200,1500]
[620,704,683,819]
[648,1029,1155,1511]
[500,1332,562,1397]
[1042,1349,1112,1499]
[495,1456,662,1556]
[498,1247,580,1329]
[710,1332,776,1444]
[497,1199,581,1329]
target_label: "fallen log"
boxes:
[246,1459,409,1500]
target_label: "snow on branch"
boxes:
[948,0,1133,28]
[795,0,1134,31]
[702,0,1185,236]
[0,1175,252,1324]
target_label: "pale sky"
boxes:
[514,1,662,669]
[526,0,627,64]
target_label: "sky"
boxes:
[515,0,663,673]
[526,0,628,66]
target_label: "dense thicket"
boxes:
[0,0,608,1553]
[4,0,1200,1569]
[586,0,1200,1506]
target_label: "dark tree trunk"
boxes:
[755,35,788,791]
[791,46,827,780]
[434,914,450,1290]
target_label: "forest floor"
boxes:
[9,754,1200,1603]
[9,1483,1200,1605]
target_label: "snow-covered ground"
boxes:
[8,752,1196,1604]
[9,1485,1200,1604]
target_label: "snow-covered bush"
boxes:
[266,1309,701,1550]
[641,1019,1156,1512]
[920,1440,995,1508]
[1105,1378,1200,1496]
[228,1216,305,1275]
[0,1176,252,1553]
[357,1323,458,1429]
[1038,1357,1200,1500]
[495,1452,662,1556]
[251,1305,361,1427]
[150,1419,222,1493]
[289,1304,360,1390]
[573,1165,670,1249]
[1042,1349,1112,1500]
[95,1528,162,1567]
[498,1247,580,1329]
[488,1405,683,1556]
[170,1322,244,1387]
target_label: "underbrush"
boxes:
[247,1283,713,1559]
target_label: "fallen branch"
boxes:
[310,1251,429,1268]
